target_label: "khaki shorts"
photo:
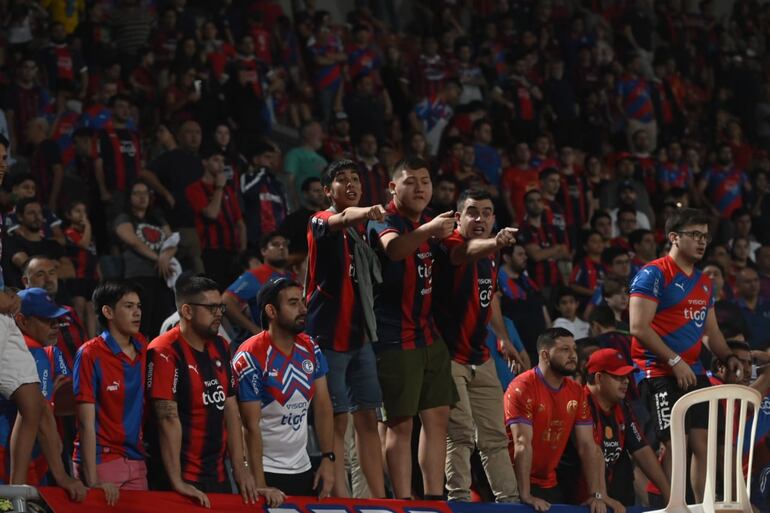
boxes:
[0,315,40,399]
[376,338,458,420]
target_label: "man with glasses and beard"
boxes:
[233,278,334,498]
[146,276,269,507]
[505,327,620,513]
[629,207,743,503]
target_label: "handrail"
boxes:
[0,485,41,513]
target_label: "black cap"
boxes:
[619,180,636,192]
[256,277,302,328]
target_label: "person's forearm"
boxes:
[49,166,64,211]
[79,424,99,486]
[202,188,224,219]
[633,446,670,500]
[578,440,606,496]
[570,283,595,297]
[225,297,261,334]
[632,324,678,362]
[37,402,68,483]
[314,407,334,454]
[245,428,268,487]
[326,207,371,231]
[382,224,434,261]
[224,403,248,479]
[139,170,173,201]
[450,237,499,264]
[58,258,76,279]
[158,417,185,487]
[79,224,93,249]
[513,440,533,498]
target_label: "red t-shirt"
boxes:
[501,166,539,223]
[504,367,593,488]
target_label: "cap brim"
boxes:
[604,365,635,376]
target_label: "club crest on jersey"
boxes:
[566,399,578,414]
[302,359,314,374]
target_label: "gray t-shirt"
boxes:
[114,212,168,278]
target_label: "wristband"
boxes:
[668,354,682,368]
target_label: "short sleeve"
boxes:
[367,214,403,247]
[504,378,533,426]
[52,347,69,377]
[628,265,664,302]
[623,402,648,453]
[232,350,264,402]
[226,271,260,303]
[185,182,207,214]
[73,346,96,403]
[439,231,464,256]
[312,341,328,379]
[309,210,334,241]
[575,386,592,425]
[147,347,178,400]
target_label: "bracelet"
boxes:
[667,354,682,368]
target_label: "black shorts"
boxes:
[639,375,711,442]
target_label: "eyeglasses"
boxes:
[187,303,226,314]
[677,231,712,243]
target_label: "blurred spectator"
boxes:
[241,140,287,249]
[5,173,65,245]
[284,120,327,201]
[733,267,770,349]
[279,176,326,262]
[5,57,51,157]
[553,288,590,339]
[344,74,390,145]
[355,133,389,206]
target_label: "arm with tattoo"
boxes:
[153,400,184,487]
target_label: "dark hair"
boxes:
[199,144,226,160]
[602,275,626,298]
[391,156,430,179]
[66,199,87,213]
[174,274,219,308]
[601,246,628,266]
[726,339,751,353]
[629,229,653,248]
[588,305,617,328]
[731,207,751,222]
[523,188,542,201]
[591,210,611,227]
[259,231,288,251]
[582,229,603,245]
[15,197,41,216]
[93,280,143,329]
[664,207,710,236]
[472,118,492,133]
[0,134,8,150]
[300,176,321,192]
[321,159,360,187]
[536,327,575,352]
[616,205,637,220]
[555,287,577,304]
[539,167,560,181]
[457,188,492,212]
[11,172,34,188]
[246,140,276,162]
[108,93,132,108]
[701,259,726,277]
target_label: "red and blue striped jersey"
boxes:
[517,216,568,290]
[232,332,328,474]
[570,256,605,291]
[357,160,389,207]
[308,33,343,91]
[72,331,146,463]
[240,167,288,245]
[30,140,62,204]
[656,161,691,190]
[558,173,590,230]
[97,127,141,193]
[347,44,381,83]
[50,109,79,168]
[433,230,496,365]
[630,255,714,379]
[64,227,98,280]
[616,75,654,122]
[57,305,88,370]
[701,165,748,220]
[367,201,437,350]
[226,264,295,329]
[147,327,235,484]
[186,180,243,251]
[305,210,366,352]
[498,267,539,301]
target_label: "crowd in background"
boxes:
[1,0,770,509]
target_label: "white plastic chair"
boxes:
[649,384,762,513]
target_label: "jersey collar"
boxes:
[101,330,143,355]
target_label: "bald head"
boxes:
[22,256,59,295]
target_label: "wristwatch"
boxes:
[592,492,603,501]
[668,354,682,368]
[321,451,336,462]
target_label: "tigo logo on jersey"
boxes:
[202,379,226,411]
[479,278,493,308]
[684,306,707,328]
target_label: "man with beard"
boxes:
[367,157,457,500]
[629,208,743,503]
[433,188,526,503]
[505,328,617,513]
[233,278,334,498]
[146,276,263,506]
[224,232,295,342]
[304,159,386,497]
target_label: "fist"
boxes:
[215,172,227,188]
[430,211,456,239]
[366,205,386,221]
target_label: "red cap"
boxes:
[586,348,635,376]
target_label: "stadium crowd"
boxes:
[1,0,770,511]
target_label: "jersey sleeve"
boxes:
[623,402,648,453]
[184,182,207,215]
[367,214,403,244]
[52,347,69,377]
[231,350,264,402]
[438,231,464,258]
[225,271,260,304]
[628,265,664,302]
[147,346,178,400]
[575,385,593,426]
[312,340,328,379]
[309,210,334,241]
[73,346,96,403]
[504,378,533,426]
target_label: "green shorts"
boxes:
[376,339,458,420]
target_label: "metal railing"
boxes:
[0,485,40,513]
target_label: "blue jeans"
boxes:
[323,343,382,414]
